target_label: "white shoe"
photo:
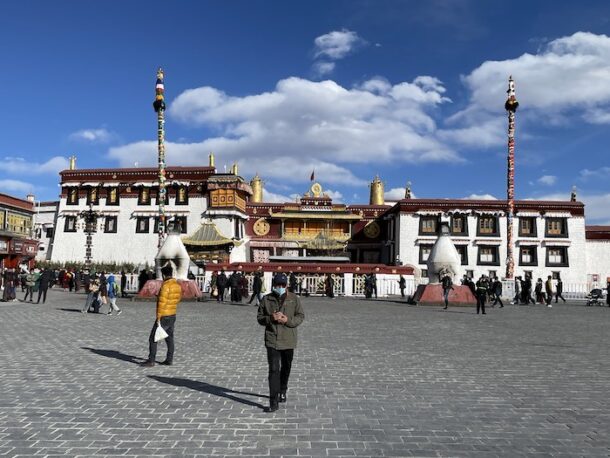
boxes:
[547,304,552,308]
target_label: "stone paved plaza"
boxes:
[0,290,609,457]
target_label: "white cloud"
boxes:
[0,179,34,194]
[580,167,610,180]
[262,188,291,203]
[385,187,407,201]
[2,156,69,175]
[444,32,610,148]
[312,61,335,77]
[465,193,498,200]
[314,29,363,60]
[537,175,557,186]
[69,128,113,142]
[111,76,457,187]
[324,189,343,202]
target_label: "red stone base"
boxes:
[137,279,203,299]
[412,284,477,306]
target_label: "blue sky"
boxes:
[3,0,610,222]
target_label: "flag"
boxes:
[310,170,315,181]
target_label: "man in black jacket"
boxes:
[216,270,228,302]
[257,273,305,412]
[248,272,263,306]
[37,268,52,304]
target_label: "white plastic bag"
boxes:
[154,322,169,342]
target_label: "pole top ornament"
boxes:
[505,75,519,113]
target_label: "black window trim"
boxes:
[476,214,500,237]
[64,216,77,233]
[455,244,469,266]
[418,244,433,264]
[418,216,440,236]
[450,214,469,236]
[104,216,118,233]
[518,216,538,237]
[66,187,79,206]
[106,187,120,206]
[545,217,569,238]
[135,216,150,233]
[545,246,569,267]
[477,245,500,266]
[518,245,538,266]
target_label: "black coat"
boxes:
[39,270,52,289]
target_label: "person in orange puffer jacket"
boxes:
[142,263,182,367]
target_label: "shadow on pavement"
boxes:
[148,375,267,408]
[81,347,144,364]
[58,308,84,313]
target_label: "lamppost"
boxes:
[79,204,99,269]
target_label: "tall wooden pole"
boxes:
[505,76,519,279]
[153,68,167,248]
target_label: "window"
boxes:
[466,270,474,279]
[488,270,497,279]
[45,227,54,238]
[455,245,468,265]
[419,216,438,235]
[519,246,538,266]
[175,216,187,234]
[523,270,533,280]
[546,246,569,267]
[104,216,117,233]
[477,246,499,265]
[87,187,99,205]
[450,214,468,235]
[64,216,77,232]
[546,218,568,237]
[552,271,560,280]
[419,245,433,264]
[106,187,120,205]
[519,217,537,237]
[156,188,168,205]
[175,186,189,205]
[136,217,150,233]
[138,187,151,205]
[421,269,428,278]
[477,215,498,236]
[67,187,79,205]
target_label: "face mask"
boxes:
[273,287,286,296]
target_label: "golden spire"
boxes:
[250,173,263,203]
[405,181,412,199]
[208,152,215,168]
[69,155,77,170]
[231,162,239,175]
[370,175,384,205]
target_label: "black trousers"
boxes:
[266,347,294,401]
[493,295,503,306]
[37,288,48,303]
[555,293,566,303]
[24,287,34,301]
[217,286,226,302]
[477,294,486,314]
[148,315,176,363]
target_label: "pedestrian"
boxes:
[120,271,128,297]
[141,263,182,367]
[492,278,504,307]
[2,269,17,301]
[23,270,36,302]
[217,270,228,302]
[535,278,544,304]
[68,270,75,292]
[229,271,240,302]
[325,274,335,298]
[82,278,100,313]
[364,274,373,299]
[475,275,488,315]
[398,275,406,298]
[513,276,521,304]
[555,275,566,303]
[441,274,453,309]
[106,273,122,315]
[37,268,52,304]
[545,276,553,307]
[248,271,263,306]
[607,280,610,307]
[99,272,108,307]
[371,273,378,298]
[257,273,305,412]
[466,276,476,297]
[138,269,148,292]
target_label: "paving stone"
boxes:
[0,291,609,456]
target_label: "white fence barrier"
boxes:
[122,272,603,301]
